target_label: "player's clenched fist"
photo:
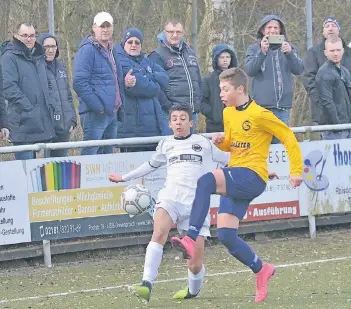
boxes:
[289,175,303,188]
[212,133,225,145]
[108,173,123,183]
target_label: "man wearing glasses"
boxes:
[149,20,202,135]
[38,33,76,157]
[1,22,55,160]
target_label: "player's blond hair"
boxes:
[219,68,248,94]
[325,35,342,50]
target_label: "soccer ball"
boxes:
[121,184,153,216]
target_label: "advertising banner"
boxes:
[24,138,351,241]
[0,161,31,245]
[299,139,351,216]
[26,153,156,241]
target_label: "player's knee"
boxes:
[197,172,217,194]
[151,229,168,245]
[217,227,238,252]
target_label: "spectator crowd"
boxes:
[0,13,350,159]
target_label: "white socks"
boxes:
[142,241,205,295]
[142,241,164,284]
[188,264,205,295]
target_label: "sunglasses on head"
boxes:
[126,40,141,45]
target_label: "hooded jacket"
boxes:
[38,33,76,138]
[303,38,351,123]
[114,44,167,138]
[201,44,238,132]
[244,15,304,109]
[73,36,125,118]
[149,32,202,113]
[1,38,55,143]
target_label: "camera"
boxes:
[267,35,285,45]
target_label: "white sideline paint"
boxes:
[0,256,350,304]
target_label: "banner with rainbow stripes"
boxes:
[30,161,81,192]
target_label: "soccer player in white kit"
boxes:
[109,105,229,302]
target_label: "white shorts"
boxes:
[154,200,211,237]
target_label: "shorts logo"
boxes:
[242,120,251,131]
[192,144,202,152]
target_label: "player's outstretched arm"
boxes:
[108,140,167,183]
[108,161,158,183]
[257,110,303,188]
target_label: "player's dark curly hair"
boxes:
[168,105,192,120]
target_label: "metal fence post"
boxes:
[43,239,52,267]
[308,214,317,239]
[42,144,52,267]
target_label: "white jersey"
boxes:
[122,134,229,205]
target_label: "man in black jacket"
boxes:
[303,17,351,125]
[1,22,55,159]
[316,36,351,140]
[39,33,77,157]
[149,20,202,135]
[201,44,237,133]
[0,62,9,141]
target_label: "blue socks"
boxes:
[217,227,263,273]
[187,173,217,241]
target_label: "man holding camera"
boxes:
[244,15,303,143]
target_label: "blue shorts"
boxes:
[218,167,266,220]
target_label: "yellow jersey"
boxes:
[217,100,303,182]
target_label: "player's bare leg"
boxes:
[171,169,275,303]
[131,208,173,302]
[173,236,205,299]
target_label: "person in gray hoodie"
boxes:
[244,15,303,142]
[39,32,77,157]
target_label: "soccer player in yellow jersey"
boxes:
[171,67,303,303]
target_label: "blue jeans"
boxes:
[80,111,118,155]
[50,134,70,157]
[162,111,198,135]
[322,130,351,140]
[269,108,291,144]
[13,141,52,160]
[14,148,36,160]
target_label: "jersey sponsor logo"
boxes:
[230,142,251,148]
[192,144,202,152]
[242,120,251,131]
[168,154,203,165]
